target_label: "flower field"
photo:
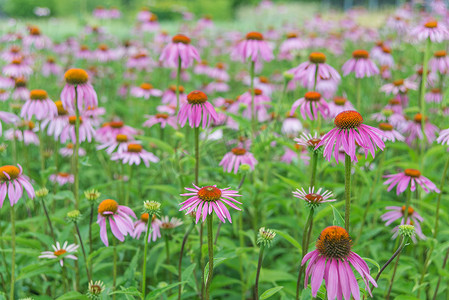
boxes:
[1,1,449,299]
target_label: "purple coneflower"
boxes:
[380,78,417,95]
[342,49,379,78]
[281,113,303,138]
[293,186,335,207]
[96,121,138,143]
[60,116,95,143]
[143,113,177,129]
[159,34,200,68]
[437,128,449,145]
[61,68,98,112]
[429,50,449,74]
[219,147,258,174]
[425,88,443,103]
[0,164,35,207]
[2,58,32,78]
[97,199,136,247]
[410,20,449,43]
[39,241,79,267]
[111,143,159,167]
[383,168,440,195]
[0,111,19,136]
[49,172,74,186]
[403,113,438,145]
[130,83,162,100]
[327,96,355,119]
[132,213,162,243]
[233,31,274,62]
[59,143,86,157]
[20,89,57,121]
[179,184,242,223]
[290,91,329,121]
[178,90,218,129]
[97,134,135,154]
[378,123,404,142]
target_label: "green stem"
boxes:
[433,246,449,300]
[9,207,15,300]
[373,237,406,290]
[250,60,256,139]
[254,245,265,300]
[38,121,46,185]
[113,238,117,300]
[89,203,94,275]
[344,154,352,232]
[205,214,214,300]
[194,127,199,185]
[296,208,315,300]
[41,197,56,243]
[178,222,195,300]
[356,78,361,112]
[73,85,80,209]
[433,154,449,239]
[165,232,172,283]
[419,38,431,166]
[75,222,91,282]
[310,151,318,187]
[125,165,133,206]
[176,57,181,115]
[142,218,152,298]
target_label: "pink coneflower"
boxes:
[295,132,322,150]
[0,164,35,207]
[208,62,230,82]
[290,91,329,121]
[132,213,161,242]
[20,89,57,121]
[0,111,19,136]
[178,90,218,129]
[293,186,335,207]
[194,60,211,75]
[410,20,449,43]
[233,31,274,62]
[111,143,159,167]
[381,206,425,242]
[162,85,186,106]
[403,113,439,145]
[49,172,74,186]
[278,32,307,60]
[205,81,230,94]
[60,143,86,157]
[5,124,40,146]
[143,113,177,129]
[23,26,51,49]
[316,110,385,163]
[76,45,91,60]
[425,88,443,103]
[95,44,117,62]
[140,14,159,32]
[380,78,417,95]
[39,241,79,267]
[41,57,63,77]
[61,68,98,112]
[126,52,153,71]
[384,168,440,194]
[280,145,310,165]
[342,50,379,78]
[219,147,258,174]
[179,184,242,223]
[391,219,425,243]
[239,88,271,122]
[60,116,95,143]
[327,96,355,119]
[41,101,69,140]
[437,128,449,145]
[281,113,303,137]
[96,121,138,143]
[2,58,33,78]
[1,45,23,63]
[97,134,135,154]
[378,123,405,142]
[159,34,200,68]
[130,83,162,100]
[160,216,183,230]
[429,50,449,74]
[373,46,395,67]
[302,226,377,299]
[97,199,136,247]
[12,77,29,101]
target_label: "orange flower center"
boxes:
[66,143,74,149]
[140,83,153,90]
[382,46,391,54]
[253,88,263,96]
[172,34,191,44]
[431,88,441,93]
[305,193,324,203]
[140,213,156,223]
[187,91,208,104]
[110,121,124,129]
[55,101,68,115]
[0,165,20,181]
[388,99,401,105]
[259,76,269,83]
[15,77,26,87]
[404,169,421,178]
[435,50,447,58]
[58,172,70,177]
[69,116,82,125]
[333,96,347,106]
[98,199,119,216]
[316,226,351,259]
[413,113,427,123]
[149,14,158,22]
[10,46,20,53]
[401,205,415,215]
[246,31,263,40]
[54,249,67,256]
[155,113,168,119]
[352,49,369,59]
[30,89,48,100]
[127,144,142,153]
[116,134,128,143]
[12,58,22,65]
[308,138,322,146]
[64,68,89,85]
[169,85,184,93]
[197,186,222,202]
[305,91,321,102]
[216,62,225,69]
[393,79,404,86]
[286,32,298,39]
[98,44,108,51]
[231,147,246,155]
[309,52,326,64]
[29,26,41,36]
[425,20,438,28]
[379,123,393,131]
[334,110,363,129]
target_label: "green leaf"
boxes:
[55,291,89,300]
[331,205,345,228]
[363,257,380,273]
[204,254,236,284]
[274,230,301,253]
[260,286,284,299]
[135,135,174,155]
[146,281,186,299]
[108,286,141,297]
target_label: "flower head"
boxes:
[233,31,274,62]
[97,199,136,246]
[159,34,200,68]
[257,227,276,247]
[143,200,161,216]
[178,90,218,128]
[66,210,82,223]
[0,164,35,207]
[39,241,79,267]
[292,186,335,209]
[85,189,101,202]
[61,68,98,112]
[290,91,329,121]
[383,169,440,195]
[219,147,258,174]
[87,280,106,299]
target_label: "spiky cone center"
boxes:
[58,172,70,177]
[413,113,427,124]
[140,83,153,90]
[305,91,321,102]
[66,143,74,149]
[15,77,26,88]
[29,26,41,35]
[376,40,384,47]
[64,68,89,85]
[401,205,415,216]
[215,62,225,69]
[197,186,222,202]
[382,46,391,54]
[435,50,447,58]
[334,110,363,129]
[309,52,326,64]
[246,31,264,40]
[305,193,324,204]
[80,45,89,51]
[187,91,208,104]
[431,88,441,94]
[425,20,438,28]
[286,112,298,118]
[352,49,369,59]
[155,113,169,119]
[404,168,421,178]
[0,89,6,94]
[307,138,322,147]
[109,121,124,129]
[172,34,191,44]
[252,88,263,96]
[379,123,393,131]
[22,120,35,130]
[389,98,401,105]
[115,134,128,143]
[149,14,158,22]
[286,32,298,39]
[231,147,247,156]
[10,46,20,53]
[54,249,67,256]
[55,101,68,115]
[133,52,147,59]
[90,284,103,295]
[316,226,352,259]
[259,76,269,83]
[126,143,142,153]
[333,96,347,106]
[0,165,20,181]
[12,58,23,65]
[47,57,55,63]
[225,99,235,105]
[68,116,83,125]
[393,79,404,86]
[30,89,48,100]
[140,213,156,223]
[169,85,184,93]
[98,199,119,216]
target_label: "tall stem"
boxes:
[73,85,80,209]
[75,222,91,282]
[344,154,352,232]
[89,203,94,275]
[373,237,406,292]
[164,231,172,282]
[113,238,117,300]
[175,57,181,115]
[41,197,56,243]
[178,222,195,300]
[38,121,46,185]
[432,246,449,300]
[356,78,361,112]
[254,245,265,300]
[142,218,152,298]
[310,151,318,187]
[9,207,16,300]
[433,155,449,239]
[296,208,315,300]
[125,165,133,206]
[419,38,431,164]
[204,214,214,300]
[194,127,199,185]
[250,60,256,139]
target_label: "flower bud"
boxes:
[257,227,276,247]
[66,210,82,223]
[143,200,161,216]
[35,187,49,198]
[398,224,415,239]
[84,189,101,202]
